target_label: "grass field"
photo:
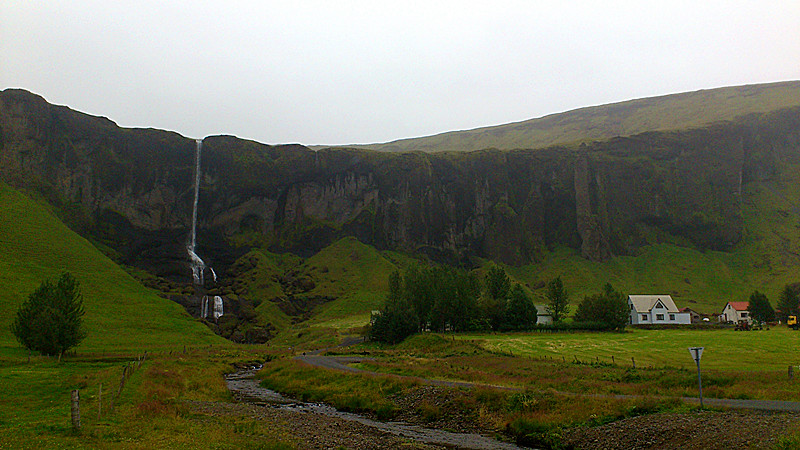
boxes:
[460,327,800,372]
[0,348,294,448]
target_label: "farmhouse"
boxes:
[628,295,691,325]
[535,305,552,325]
[720,301,751,324]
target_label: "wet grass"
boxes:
[256,352,688,447]
[0,347,295,448]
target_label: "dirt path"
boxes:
[297,354,800,412]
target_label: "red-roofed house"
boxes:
[720,301,751,324]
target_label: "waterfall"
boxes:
[188,139,211,285]
[199,295,224,320]
[212,296,224,320]
[190,140,202,254]
[187,139,223,321]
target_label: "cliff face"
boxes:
[2,89,799,279]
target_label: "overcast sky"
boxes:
[3,1,799,145]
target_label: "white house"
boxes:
[720,301,751,324]
[628,295,691,325]
[535,305,553,325]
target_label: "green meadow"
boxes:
[460,327,800,372]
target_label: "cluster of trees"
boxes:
[11,273,86,360]
[573,283,629,331]
[369,265,537,344]
[757,282,800,322]
[370,264,630,344]
[742,284,800,323]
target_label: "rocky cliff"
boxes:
[2,88,799,280]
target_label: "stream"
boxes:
[225,365,528,450]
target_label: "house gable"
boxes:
[629,295,691,325]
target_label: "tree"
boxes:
[369,296,418,344]
[481,265,512,331]
[747,291,775,323]
[776,283,800,322]
[485,265,511,302]
[505,284,537,331]
[574,283,629,331]
[11,273,86,359]
[545,277,569,323]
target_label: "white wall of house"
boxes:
[629,296,691,325]
[535,305,553,325]
[721,304,752,323]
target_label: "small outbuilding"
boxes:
[720,301,751,324]
[535,305,553,325]
[628,295,692,325]
[679,307,703,324]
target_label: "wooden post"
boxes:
[562,356,565,363]
[97,383,102,420]
[789,365,794,380]
[632,357,636,369]
[70,390,81,432]
[611,355,615,365]
[110,365,128,413]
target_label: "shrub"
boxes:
[507,417,564,449]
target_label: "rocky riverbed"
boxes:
[222,365,524,449]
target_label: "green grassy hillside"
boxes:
[507,162,800,315]
[353,81,800,153]
[225,237,409,339]
[0,182,224,354]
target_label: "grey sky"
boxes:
[3,1,799,145]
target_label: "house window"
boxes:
[741,312,748,318]
[669,314,675,321]
[641,314,648,321]
[656,314,665,320]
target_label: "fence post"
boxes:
[632,357,636,369]
[611,355,615,365]
[110,365,127,413]
[97,383,102,420]
[71,390,81,432]
[790,365,794,380]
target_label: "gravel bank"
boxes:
[562,409,799,449]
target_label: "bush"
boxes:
[11,273,86,358]
[507,417,564,449]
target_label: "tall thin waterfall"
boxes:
[187,139,216,285]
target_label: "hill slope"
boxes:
[0,182,224,353]
[354,81,800,153]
